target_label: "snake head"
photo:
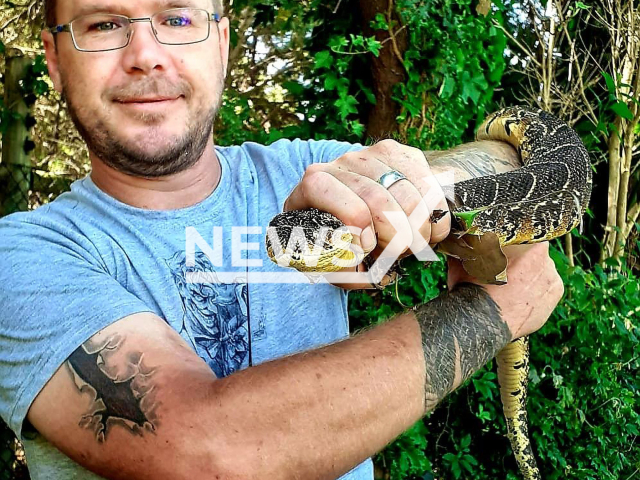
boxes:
[265,208,358,273]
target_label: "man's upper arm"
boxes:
[27,312,224,480]
[0,218,225,478]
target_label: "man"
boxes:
[0,0,563,479]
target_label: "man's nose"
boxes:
[120,21,170,73]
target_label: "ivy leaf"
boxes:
[348,120,365,137]
[610,101,633,120]
[328,36,348,50]
[371,13,389,30]
[350,34,365,49]
[314,51,333,70]
[324,73,339,91]
[335,95,358,120]
[365,37,382,57]
[462,80,481,104]
[356,79,377,105]
[439,76,455,99]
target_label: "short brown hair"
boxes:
[44,0,224,27]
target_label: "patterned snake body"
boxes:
[267,107,592,479]
[455,107,591,247]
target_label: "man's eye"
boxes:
[165,16,191,27]
[89,22,120,32]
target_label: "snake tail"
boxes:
[496,336,541,480]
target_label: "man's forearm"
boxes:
[194,284,510,480]
[426,139,521,181]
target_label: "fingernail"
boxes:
[361,227,376,252]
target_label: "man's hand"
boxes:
[447,242,564,339]
[283,140,451,286]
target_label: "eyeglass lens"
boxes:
[71,8,210,51]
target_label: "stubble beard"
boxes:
[62,74,224,178]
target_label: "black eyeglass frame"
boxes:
[48,8,222,53]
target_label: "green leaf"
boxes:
[328,36,348,50]
[0,40,5,55]
[610,101,634,120]
[602,71,616,94]
[365,37,382,57]
[334,95,358,120]
[439,76,455,99]
[355,79,377,105]
[349,120,365,137]
[314,51,333,70]
[324,73,339,91]
[371,13,389,30]
[283,81,305,96]
[463,454,479,467]
[350,34,365,48]
[453,209,481,229]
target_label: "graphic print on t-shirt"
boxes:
[167,251,249,378]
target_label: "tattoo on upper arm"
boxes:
[66,334,158,442]
[415,284,511,411]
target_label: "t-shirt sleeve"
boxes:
[0,214,152,437]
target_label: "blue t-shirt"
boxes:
[0,139,373,479]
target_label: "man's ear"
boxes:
[216,17,230,77]
[41,30,63,93]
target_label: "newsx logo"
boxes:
[185,171,455,285]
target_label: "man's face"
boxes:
[42,0,230,178]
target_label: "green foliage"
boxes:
[442,435,479,479]
[392,0,507,149]
[214,0,507,149]
[378,421,432,480]
[306,33,382,139]
[349,247,640,479]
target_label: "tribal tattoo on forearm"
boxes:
[66,335,158,442]
[415,283,512,412]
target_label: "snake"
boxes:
[265,106,593,479]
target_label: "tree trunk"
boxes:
[358,0,408,140]
[1,51,32,217]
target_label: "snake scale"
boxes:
[266,106,592,479]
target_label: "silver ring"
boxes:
[377,170,407,189]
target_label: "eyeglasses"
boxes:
[49,8,221,52]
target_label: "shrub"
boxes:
[349,247,640,479]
